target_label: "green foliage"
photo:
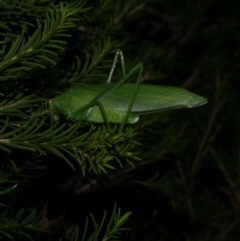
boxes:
[0,1,136,240]
[0,115,140,173]
[0,1,89,79]
[84,204,131,241]
[0,207,42,241]
[65,204,131,241]
[0,0,138,175]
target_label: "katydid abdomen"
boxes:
[52,83,207,124]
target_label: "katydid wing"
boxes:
[52,83,207,124]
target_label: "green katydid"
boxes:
[50,50,207,131]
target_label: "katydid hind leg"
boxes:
[71,73,137,125]
[72,61,141,123]
[71,49,129,120]
[107,49,127,84]
[70,51,143,131]
[84,62,143,129]
[105,50,144,131]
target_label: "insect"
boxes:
[51,50,207,131]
